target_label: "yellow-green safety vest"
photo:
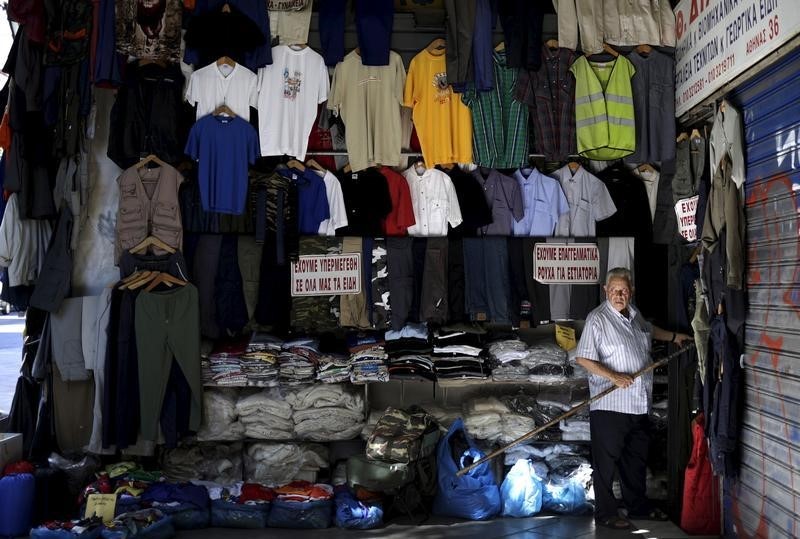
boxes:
[570,55,636,160]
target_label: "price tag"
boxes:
[85,494,117,524]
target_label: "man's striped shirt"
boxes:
[575,300,653,415]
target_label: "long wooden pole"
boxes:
[455,343,695,477]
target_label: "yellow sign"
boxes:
[85,494,117,524]
[555,324,577,351]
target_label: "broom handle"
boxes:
[455,343,695,477]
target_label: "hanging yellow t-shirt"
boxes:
[403,49,473,166]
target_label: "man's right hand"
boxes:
[611,372,634,388]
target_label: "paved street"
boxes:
[0,314,25,414]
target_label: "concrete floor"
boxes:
[176,514,704,539]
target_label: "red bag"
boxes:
[681,413,721,535]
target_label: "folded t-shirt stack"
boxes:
[317,353,351,383]
[526,342,572,382]
[462,397,534,442]
[275,480,334,502]
[385,323,432,357]
[350,346,389,383]
[346,330,385,353]
[434,324,487,349]
[236,389,294,440]
[559,418,590,441]
[197,388,245,441]
[206,338,250,386]
[240,332,283,386]
[279,338,321,385]
[433,355,489,380]
[488,338,531,381]
[288,384,365,441]
[388,354,436,380]
[245,443,330,486]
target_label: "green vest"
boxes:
[570,55,636,160]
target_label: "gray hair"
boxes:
[605,267,633,288]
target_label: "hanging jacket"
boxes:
[29,207,73,312]
[570,54,636,160]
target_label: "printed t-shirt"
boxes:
[257,45,330,159]
[185,61,258,119]
[184,115,259,214]
[403,49,472,166]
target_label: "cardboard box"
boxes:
[0,433,23,470]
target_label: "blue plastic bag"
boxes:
[333,487,382,529]
[267,499,332,529]
[156,503,209,530]
[100,510,175,539]
[501,459,543,517]
[210,500,270,529]
[542,477,591,514]
[30,525,103,539]
[432,419,501,521]
[0,472,35,537]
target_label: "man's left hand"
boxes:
[674,333,692,347]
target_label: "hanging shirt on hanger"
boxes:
[183,5,267,68]
[512,167,569,237]
[709,100,745,188]
[461,49,529,169]
[256,45,330,160]
[552,164,616,237]
[403,166,463,237]
[471,168,524,236]
[625,48,676,163]
[328,50,406,172]
[314,170,348,236]
[276,168,330,235]
[185,61,258,120]
[185,115,259,214]
[335,168,393,237]
[403,48,473,166]
[380,166,416,236]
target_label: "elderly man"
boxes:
[575,267,691,530]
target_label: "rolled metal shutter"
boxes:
[726,47,800,538]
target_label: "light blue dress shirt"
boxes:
[512,168,570,236]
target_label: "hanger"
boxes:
[221,2,230,12]
[439,162,455,171]
[216,56,235,67]
[567,160,581,173]
[354,47,361,56]
[602,43,620,57]
[676,132,689,143]
[305,158,325,172]
[213,103,236,117]
[545,39,559,50]
[139,58,167,68]
[426,38,446,54]
[135,154,168,170]
[288,43,308,51]
[690,128,703,141]
[494,41,505,52]
[286,159,306,171]
[144,272,188,293]
[637,163,657,174]
[635,44,653,56]
[719,100,727,113]
[689,244,702,264]
[342,162,352,174]
[414,159,426,176]
[130,235,176,255]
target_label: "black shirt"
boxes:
[335,168,393,237]
[445,166,493,237]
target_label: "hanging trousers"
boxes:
[135,284,202,443]
[589,410,651,520]
[444,0,477,86]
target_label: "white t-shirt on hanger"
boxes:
[185,62,258,120]
[256,45,330,159]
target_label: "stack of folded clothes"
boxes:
[433,324,486,349]
[384,323,431,358]
[240,332,282,386]
[279,338,321,386]
[236,389,294,440]
[559,418,591,441]
[206,338,249,386]
[346,330,385,353]
[526,342,572,382]
[350,347,389,383]
[487,338,531,381]
[162,443,243,484]
[244,444,330,486]
[316,353,351,383]
[432,355,489,380]
[289,384,365,441]
[387,354,436,380]
[462,397,509,441]
[197,389,245,441]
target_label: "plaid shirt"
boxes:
[514,46,577,161]
[461,50,529,169]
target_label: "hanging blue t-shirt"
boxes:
[277,168,330,235]
[185,114,259,215]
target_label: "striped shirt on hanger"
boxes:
[575,300,653,415]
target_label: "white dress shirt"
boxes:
[403,167,463,237]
